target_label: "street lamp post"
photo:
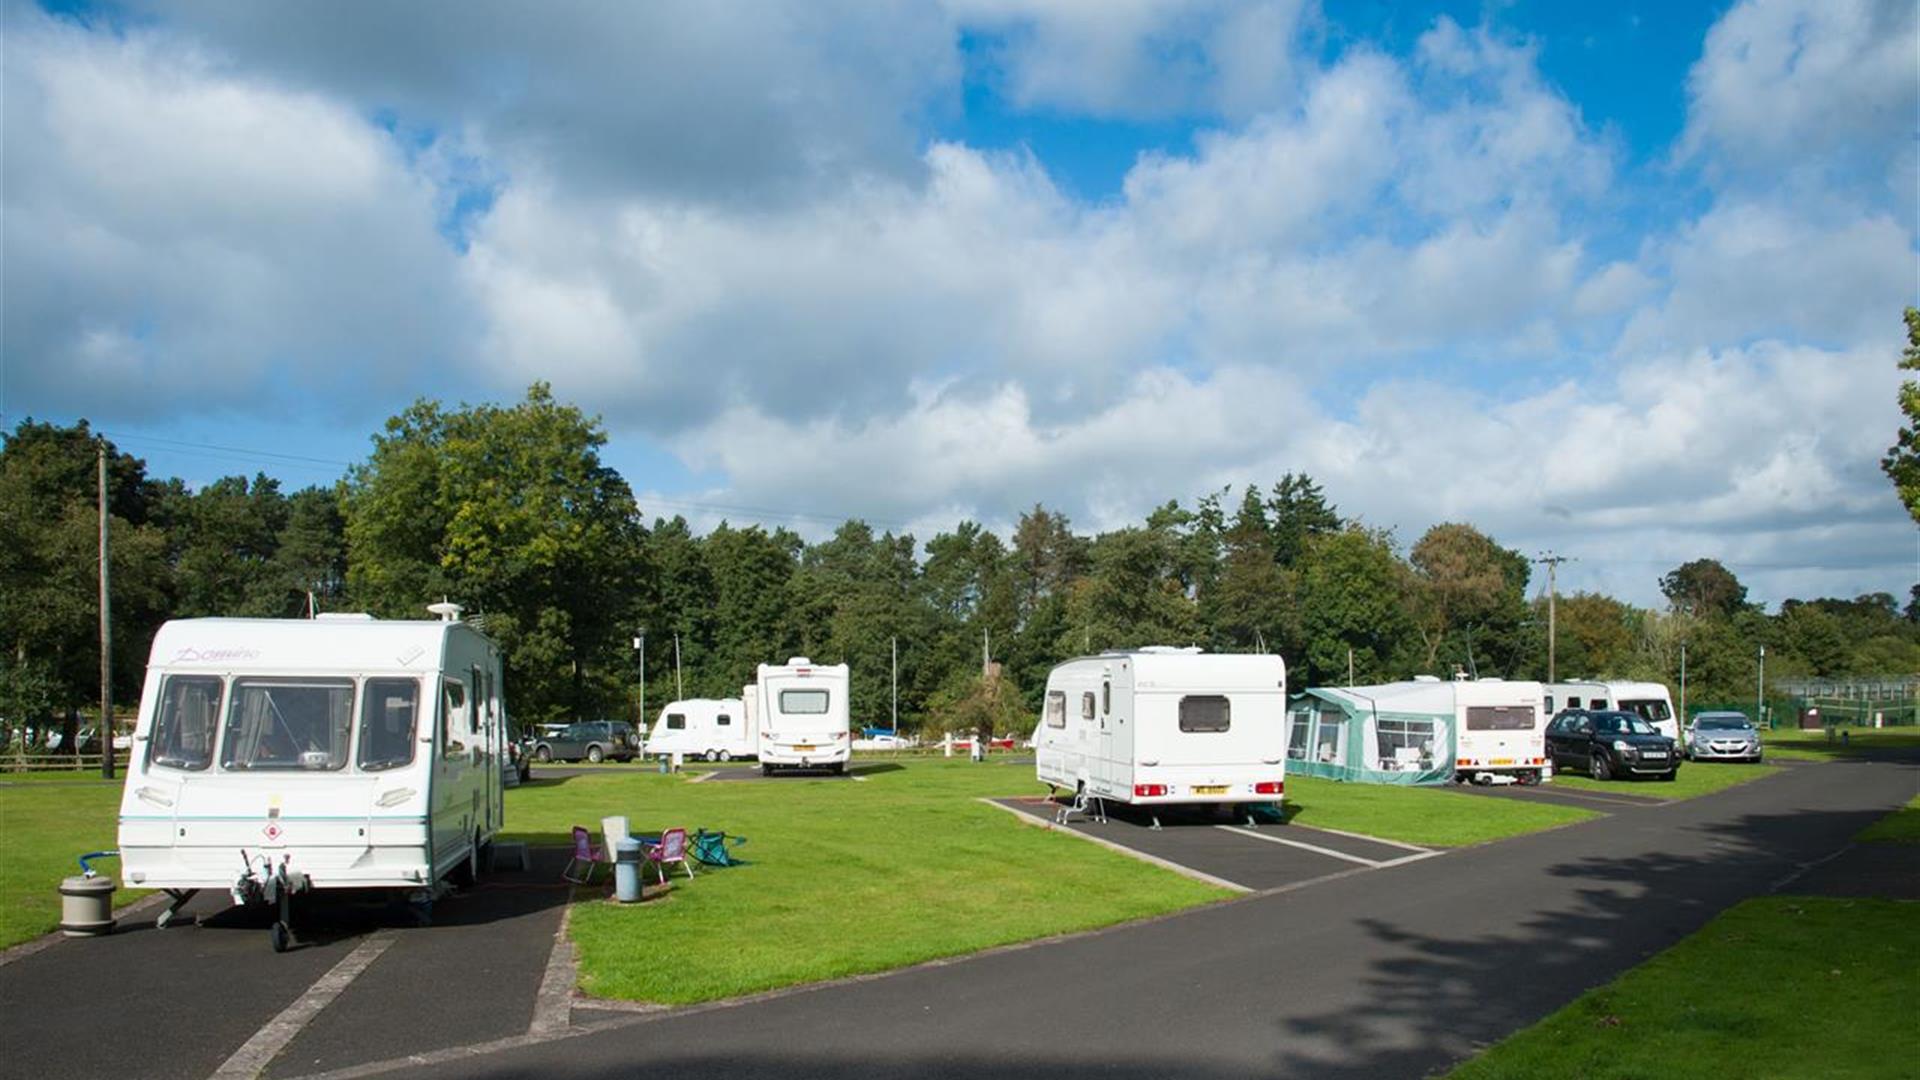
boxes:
[1756,645,1766,729]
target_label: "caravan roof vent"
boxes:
[1477,676,1505,682]
[314,612,376,622]
[786,657,812,666]
[1137,645,1203,654]
[1412,675,1442,683]
[427,601,463,623]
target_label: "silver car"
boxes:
[1684,711,1763,762]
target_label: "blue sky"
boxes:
[3,0,1915,607]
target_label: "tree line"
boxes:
[4,382,1916,743]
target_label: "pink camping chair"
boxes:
[561,825,605,884]
[644,827,696,883]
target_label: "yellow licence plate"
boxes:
[793,745,816,753]
[1491,758,1514,766]
[1192,785,1228,796]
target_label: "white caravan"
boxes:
[1033,648,1288,824]
[1547,680,1679,740]
[644,697,753,762]
[117,606,506,950]
[756,658,850,774]
[1446,677,1552,784]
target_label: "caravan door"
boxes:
[432,674,477,875]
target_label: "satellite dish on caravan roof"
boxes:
[426,601,463,622]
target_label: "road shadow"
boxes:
[847,762,904,777]
[1258,787,1917,1078]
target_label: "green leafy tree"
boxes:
[1882,306,1920,523]
[1659,558,1749,620]
[343,384,647,723]
[1201,486,1296,653]
[1408,523,1531,674]
[1297,526,1415,685]
[160,473,291,617]
[1063,526,1198,653]
[1267,473,1341,569]
[1541,592,1640,679]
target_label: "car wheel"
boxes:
[587,745,605,764]
[761,763,774,777]
[535,745,552,763]
[1591,752,1612,781]
[518,761,531,783]
[718,750,732,763]
[1660,770,1677,782]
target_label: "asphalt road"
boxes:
[2,756,1912,1080]
[391,755,1918,1080]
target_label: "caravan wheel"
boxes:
[717,750,732,762]
[453,834,482,888]
[704,750,719,763]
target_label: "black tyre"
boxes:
[270,921,291,953]
[717,750,732,762]
[1591,752,1612,781]
[452,835,481,887]
[705,750,719,763]
[587,745,605,764]
[761,763,774,777]
[1660,770,1677,782]
[831,762,846,775]
[518,761,531,783]
[535,745,552,763]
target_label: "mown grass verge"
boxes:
[0,777,144,949]
[1551,761,1779,800]
[1449,896,1919,1080]
[1281,775,1595,847]
[1856,794,1920,844]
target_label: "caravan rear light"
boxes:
[1133,783,1169,798]
[1253,781,1284,796]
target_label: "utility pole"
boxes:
[982,628,990,679]
[1679,642,1688,726]
[673,631,683,700]
[1533,552,1572,683]
[1756,645,1766,729]
[890,636,898,735]
[98,443,113,780]
[633,630,646,727]
[1347,647,1354,687]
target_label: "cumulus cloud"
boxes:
[1,9,471,420]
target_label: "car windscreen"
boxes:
[1696,715,1752,730]
[222,678,355,771]
[1595,713,1657,736]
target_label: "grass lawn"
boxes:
[1449,897,1919,1080]
[1856,794,1920,844]
[0,777,143,949]
[1552,762,1779,800]
[511,759,1231,1003]
[1758,726,1920,762]
[510,759,1599,1004]
[1281,776,1596,847]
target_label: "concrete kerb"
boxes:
[0,888,168,969]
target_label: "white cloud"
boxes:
[1,11,470,421]
[1681,0,1918,200]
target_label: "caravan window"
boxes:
[221,678,354,771]
[1376,718,1437,770]
[1466,706,1535,731]
[1102,681,1111,716]
[1081,692,1096,720]
[1178,695,1231,733]
[441,680,468,756]
[1045,691,1066,728]
[666,713,687,730]
[1286,703,1313,760]
[358,678,419,772]
[779,689,830,714]
[1619,699,1672,724]
[149,675,223,771]
[717,714,731,727]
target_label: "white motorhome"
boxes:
[755,658,850,774]
[644,697,753,762]
[1033,648,1288,825]
[117,607,506,950]
[1547,680,1679,740]
[1447,677,1552,784]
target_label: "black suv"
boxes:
[532,720,640,764]
[1547,709,1681,781]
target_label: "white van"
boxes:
[1547,680,1679,740]
[756,659,850,774]
[1448,678,1552,784]
[644,697,753,762]
[116,606,506,950]
[1033,648,1288,825]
